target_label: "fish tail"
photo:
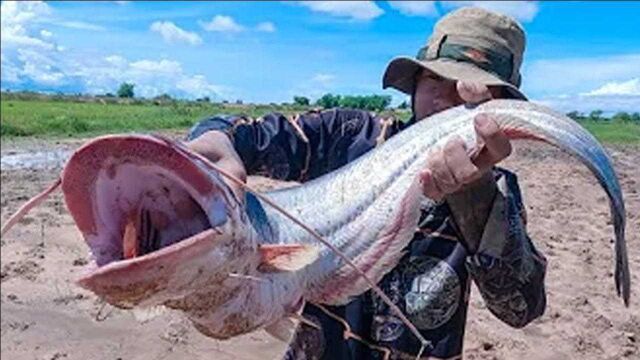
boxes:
[480,100,630,305]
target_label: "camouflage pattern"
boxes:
[383,7,527,99]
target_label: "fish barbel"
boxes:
[0,99,630,345]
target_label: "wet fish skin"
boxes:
[262,99,629,306]
[60,99,629,340]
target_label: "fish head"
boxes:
[62,135,257,309]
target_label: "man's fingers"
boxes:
[443,136,481,185]
[428,149,459,194]
[457,81,492,104]
[473,114,512,169]
[420,169,444,201]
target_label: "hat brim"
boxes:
[382,56,526,100]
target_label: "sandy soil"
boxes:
[1,139,638,360]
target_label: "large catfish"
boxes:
[0,100,630,346]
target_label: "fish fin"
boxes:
[258,244,319,273]
[264,318,299,342]
[132,306,167,323]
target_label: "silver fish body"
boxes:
[261,99,629,304]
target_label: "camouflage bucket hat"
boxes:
[383,7,527,100]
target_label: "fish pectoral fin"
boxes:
[257,244,319,272]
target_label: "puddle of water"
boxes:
[0,149,73,171]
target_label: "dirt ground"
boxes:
[1,139,638,360]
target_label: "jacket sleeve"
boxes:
[464,169,547,328]
[186,109,401,182]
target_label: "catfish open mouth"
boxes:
[88,161,215,269]
[61,135,229,272]
[121,192,211,262]
[120,200,208,261]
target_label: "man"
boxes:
[186,7,546,360]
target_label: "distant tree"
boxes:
[366,94,391,111]
[398,101,409,109]
[338,95,361,109]
[152,93,173,105]
[588,110,604,121]
[117,82,135,98]
[339,94,391,111]
[612,111,632,123]
[632,112,640,123]
[293,96,310,106]
[154,93,173,101]
[566,111,582,120]
[104,92,115,98]
[235,99,243,104]
[316,93,341,108]
[315,93,391,111]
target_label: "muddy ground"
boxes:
[1,138,638,360]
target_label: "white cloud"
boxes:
[129,59,182,74]
[582,78,640,97]
[104,55,128,68]
[388,1,438,17]
[40,29,53,38]
[176,75,226,98]
[296,1,384,21]
[523,54,640,113]
[72,55,228,99]
[256,21,276,33]
[200,15,245,33]
[1,1,55,50]
[1,1,68,87]
[1,53,22,84]
[0,1,50,27]
[17,49,66,85]
[1,0,105,44]
[523,53,640,97]
[54,21,106,31]
[150,21,202,45]
[442,1,539,22]
[534,95,640,114]
[311,73,335,86]
[0,1,228,99]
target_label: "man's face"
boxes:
[413,70,464,121]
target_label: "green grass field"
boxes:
[0,98,312,138]
[1,96,638,144]
[577,120,640,144]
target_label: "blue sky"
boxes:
[1,1,639,113]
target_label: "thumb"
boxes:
[457,81,492,105]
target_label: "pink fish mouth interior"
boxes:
[62,135,224,270]
[88,162,213,268]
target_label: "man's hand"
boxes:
[186,131,247,200]
[419,81,512,201]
